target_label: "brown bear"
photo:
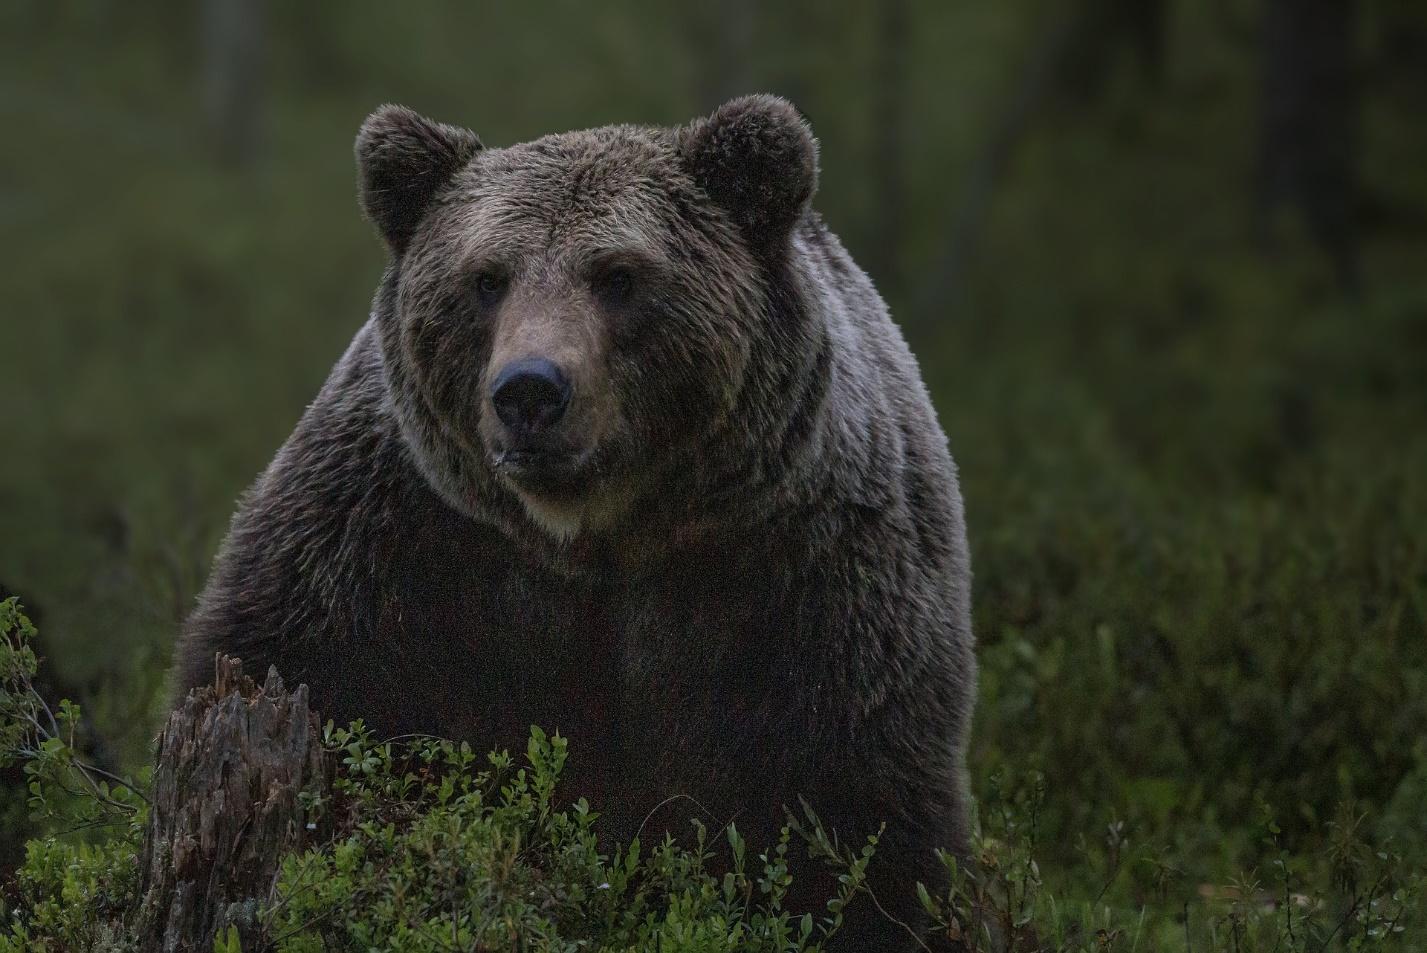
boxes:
[175,95,976,950]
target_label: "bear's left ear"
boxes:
[678,94,819,256]
[355,104,483,254]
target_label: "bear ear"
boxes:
[355,104,483,253]
[679,94,819,256]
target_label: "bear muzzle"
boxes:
[488,356,597,497]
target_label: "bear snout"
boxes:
[490,357,573,437]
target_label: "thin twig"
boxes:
[633,792,722,844]
[862,882,936,953]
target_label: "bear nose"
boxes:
[490,357,572,436]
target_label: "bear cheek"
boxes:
[402,300,491,442]
[614,335,725,446]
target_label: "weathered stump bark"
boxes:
[135,655,328,952]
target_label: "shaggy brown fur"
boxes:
[175,96,976,950]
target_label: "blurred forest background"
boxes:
[1,0,1426,937]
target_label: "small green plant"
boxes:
[910,773,1424,953]
[0,598,147,835]
[265,722,874,951]
[0,598,144,952]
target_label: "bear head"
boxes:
[356,96,820,546]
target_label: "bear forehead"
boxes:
[427,126,695,253]
[478,125,679,188]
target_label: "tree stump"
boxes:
[135,655,328,952]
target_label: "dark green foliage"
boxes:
[916,773,1423,951]
[0,599,145,841]
[265,725,874,952]
[1,599,142,952]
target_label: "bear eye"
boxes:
[594,265,636,304]
[474,270,508,303]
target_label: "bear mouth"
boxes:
[492,444,594,499]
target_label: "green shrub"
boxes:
[263,723,873,952]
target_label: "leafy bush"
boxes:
[264,723,873,952]
[1,597,144,952]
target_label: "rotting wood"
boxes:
[135,654,327,952]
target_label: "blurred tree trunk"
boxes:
[919,0,1179,316]
[201,0,264,167]
[868,0,909,296]
[921,12,1081,313]
[1126,0,1169,85]
[686,0,755,107]
[1255,0,1362,292]
[1063,0,1170,97]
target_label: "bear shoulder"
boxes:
[174,322,418,695]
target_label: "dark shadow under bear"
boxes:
[175,96,976,951]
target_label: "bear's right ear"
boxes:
[355,105,482,254]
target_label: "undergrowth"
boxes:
[2,598,1423,952]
